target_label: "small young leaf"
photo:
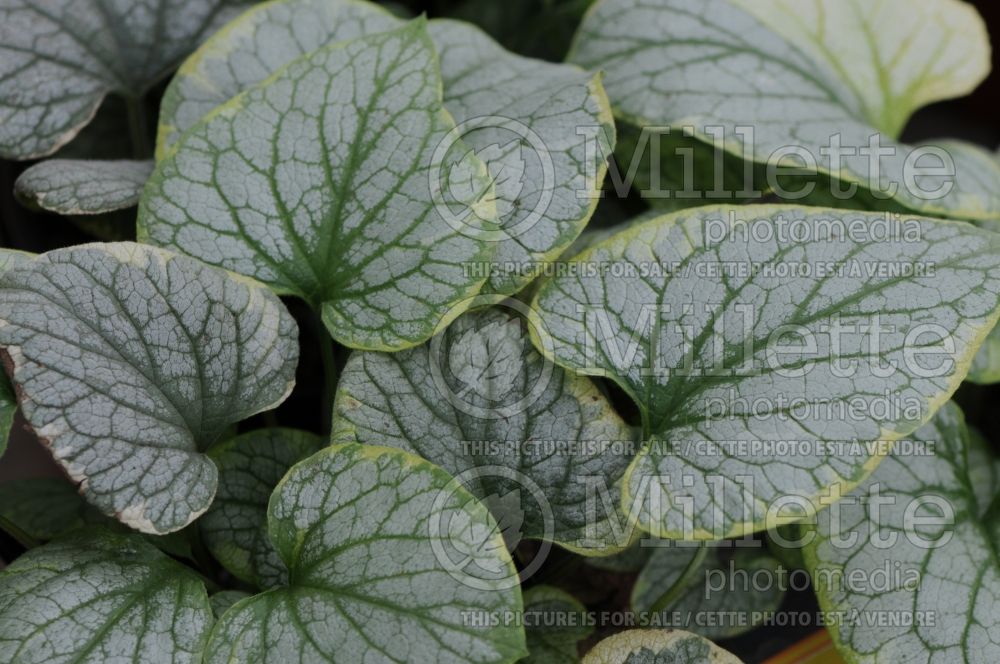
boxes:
[631,544,785,640]
[582,629,741,663]
[532,206,1000,539]
[804,401,1000,663]
[0,0,247,159]
[201,428,325,588]
[0,529,213,663]
[0,242,299,534]
[141,21,495,351]
[204,443,527,663]
[333,307,635,554]
[15,159,155,215]
[570,0,998,222]
[522,586,592,663]
[154,0,615,297]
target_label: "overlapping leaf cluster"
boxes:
[0,0,999,663]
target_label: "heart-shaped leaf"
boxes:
[532,205,1000,539]
[141,21,495,350]
[631,544,785,640]
[0,0,247,159]
[522,586,592,663]
[804,401,1000,662]
[0,242,299,534]
[200,428,325,588]
[204,443,527,663]
[15,159,154,215]
[153,0,614,297]
[582,629,741,664]
[0,529,213,663]
[333,307,636,554]
[569,0,999,222]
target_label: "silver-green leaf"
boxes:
[569,0,999,221]
[0,529,213,663]
[0,0,246,159]
[804,401,1000,663]
[532,205,1000,539]
[201,428,325,589]
[0,242,299,534]
[140,21,495,351]
[154,0,615,297]
[155,0,400,156]
[205,443,527,663]
[15,159,154,215]
[333,307,635,555]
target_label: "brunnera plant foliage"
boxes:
[0,0,999,663]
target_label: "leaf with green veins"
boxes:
[333,307,636,555]
[631,544,785,640]
[569,0,999,222]
[15,160,155,215]
[0,242,299,534]
[201,428,325,589]
[522,586,592,664]
[141,21,496,351]
[204,443,527,663]
[582,629,742,664]
[0,0,249,160]
[209,590,250,619]
[804,401,1000,663]
[154,0,615,299]
[155,0,401,157]
[0,529,213,664]
[531,205,1000,540]
[427,18,614,295]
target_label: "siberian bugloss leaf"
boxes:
[0,0,248,159]
[204,443,527,663]
[140,21,496,350]
[570,0,999,221]
[0,242,299,534]
[0,530,213,664]
[532,206,1000,539]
